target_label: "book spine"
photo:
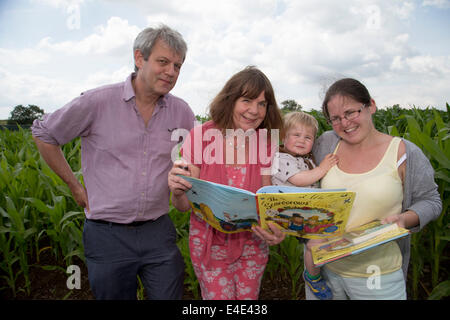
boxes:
[255,195,261,224]
[314,252,351,267]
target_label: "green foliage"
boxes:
[428,280,450,300]
[0,104,448,299]
[7,105,44,125]
[0,128,83,297]
[266,237,304,299]
[278,99,332,139]
[169,204,200,299]
[195,114,210,124]
[306,109,332,136]
[280,100,302,115]
[397,106,450,298]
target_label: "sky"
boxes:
[0,0,449,120]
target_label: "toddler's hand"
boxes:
[319,154,338,172]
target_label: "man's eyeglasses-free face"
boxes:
[327,104,367,126]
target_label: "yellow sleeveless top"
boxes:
[321,137,403,277]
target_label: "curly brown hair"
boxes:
[209,66,283,132]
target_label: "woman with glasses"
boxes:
[303,78,442,299]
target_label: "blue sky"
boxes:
[0,0,449,119]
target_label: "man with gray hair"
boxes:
[31,25,195,299]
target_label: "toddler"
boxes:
[271,111,338,300]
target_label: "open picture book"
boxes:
[179,175,410,265]
[310,220,410,266]
[179,175,355,239]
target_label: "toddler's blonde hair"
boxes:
[282,112,318,141]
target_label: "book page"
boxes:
[180,175,257,233]
[257,190,355,239]
[257,185,346,194]
[344,221,398,244]
[311,223,409,266]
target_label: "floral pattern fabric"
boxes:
[189,164,269,300]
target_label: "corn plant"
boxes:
[265,236,304,299]
[0,128,84,297]
[307,109,332,135]
[400,105,449,299]
[169,205,200,299]
[136,275,145,300]
[428,280,450,300]
[22,194,84,264]
[177,235,200,299]
[0,105,448,300]
[0,196,36,295]
[0,232,20,297]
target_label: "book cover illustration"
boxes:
[180,175,355,236]
[181,176,259,233]
[344,221,399,244]
[311,221,410,266]
[257,190,355,239]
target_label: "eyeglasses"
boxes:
[327,104,367,125]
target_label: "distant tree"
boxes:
[195,114,211,124]
[280,99,302,114]
[8,104,44,125]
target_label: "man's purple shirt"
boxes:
[32,73,195,223]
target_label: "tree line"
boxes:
[6,102,302,126]
[6,105,45,125]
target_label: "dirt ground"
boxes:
[1,250,296,300]
[0,247,442,300]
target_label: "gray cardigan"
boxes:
[313,131,443,277]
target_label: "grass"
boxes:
[0,105,448,299]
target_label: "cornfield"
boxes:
[0,104,448,300]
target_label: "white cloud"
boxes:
[0,65,133,119]
[422,0,450,9]
[0,15,139,119]
[390,54,450,76]
[38,17,140,56]
[391,1,416,19]
[0,67,83,117]
[0,48,49,66]
[84,66,132,88]
[1,0,449,120]
[31,0,85,9]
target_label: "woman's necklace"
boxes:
[225,129,256,150]
[227,137,246,150]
